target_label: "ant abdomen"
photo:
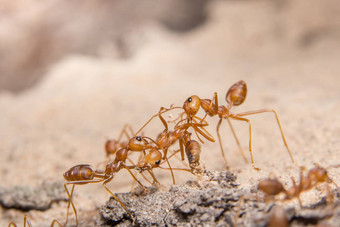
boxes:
[185,140,201,168]
[105,139,126,157]
[258,178,285,196]
[226,80,247,106]
[63,164,95,181]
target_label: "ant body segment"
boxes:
[183,80,294,170]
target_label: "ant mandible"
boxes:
[183,80,294,170]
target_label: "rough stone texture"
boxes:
[0,181,66,211]
[98,170,241,226]
[98,171,340,227]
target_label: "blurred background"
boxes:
[1,0,340,226]
[1,0,340,93]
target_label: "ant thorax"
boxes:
[217,105,229,118]
[200,99,217,116]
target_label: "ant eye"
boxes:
[136,136,141,141]
[188,97,192,102]
[155,160,161,165]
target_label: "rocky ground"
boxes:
[1,0,340,226]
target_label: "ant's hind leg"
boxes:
[216,118,230,169]
[123,166,149,192]
[102,180,136,225]
[8,215,32,227]
[165,156,176,185]
[229,116,260,171]
[64,184,78,226]
[50,219,63,227]
[237,109,295,164]
[224,117,248,164]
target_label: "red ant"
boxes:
[258,165,338,206]
[132,113,211,183]
[182,80,294,170]
[100,124,153,186]
[61,146,150,226]
[131,106,214,183]
[104,124,134,159]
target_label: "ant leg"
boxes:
[224,117,248,163]
[123,165,149,192]
[135,106,182,135]
[64,184,77,226]
[229,115,259,171]
[236,109,295,164]
[191,118,215,142]
[8,215,32,227]
[164,155,176,184]
[126,157,153,188]
[160,149,190,168]
[63,179,108,226]
[323,183,334,204]
[158,109,169,131]
[158,166,192,173]
[216,118,230,169]
[24,216,32,227]
[179,138,185,161]
[117,124,132,142]
[290,176,303,207]
[193,127,205,144]
[146,169,161,185]
[102,177,136,224]
[125,124,135,138]
[50,219,63,227]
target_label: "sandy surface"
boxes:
[1,0,340,226]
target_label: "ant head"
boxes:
[310,167,329,182]
[226,80,247,106]
[183,95,201,116]
[258,178,285,196]
[138,148,162,169]
[128,136,148,151]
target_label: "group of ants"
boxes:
[8,80,339,227]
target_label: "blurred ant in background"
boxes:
[258,165,338,206]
